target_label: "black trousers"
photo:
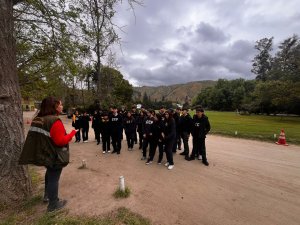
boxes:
[181,132,190,155]
[165,138,175,165]
[142,137,155,158]
[191,137,207,162]
[138,131,143,148]
[75,131,81,141]
[172,131,182,152]
[157,141,165,163]
[148,139,158,161]
[82,127,89,141]
[134,129,138,143]
[45,167,63,204]
[126,132,135,148]
[94,128,101,143]
[102,134,110,151]
[111,132,122,152]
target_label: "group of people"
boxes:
[19,96,211,213]
[72,105,211,170]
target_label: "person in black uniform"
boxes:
[123,111,136,151]
[100,111,111,153]
[156,109,166,164]
[179,108,192,158]
[92,110,101,145]
[109,106,123,154]
[187,107,211,166]
[81,111,91,143]
[72,110,82,142]
[141,110,155,160]
[131,105,138,144]
[146,110,160,165]
[172,107,181,153]
[162,109,176,170]
[136,110,145,149]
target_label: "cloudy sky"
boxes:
[114,0,300,87]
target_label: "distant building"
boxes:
[21,98,36,111]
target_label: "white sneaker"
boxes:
[102,151,106,154]
[83,140,88,143]
[168,165,174,170]
[145,160,153,165]
[164,162,169,167]
[107,150,111,153]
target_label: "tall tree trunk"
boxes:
[0,0,32,204]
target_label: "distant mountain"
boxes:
[133,80,216,103]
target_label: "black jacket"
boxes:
[123,116,136,134]
[179,114,193,134]
[191,115,211,139]
[109,113,123,135]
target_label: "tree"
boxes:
[1,0,142,204]
[270,35,300,82]
[252,37,273,81]
[78,0,142,103]
[0,0,32,204]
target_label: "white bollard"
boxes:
[274,134,277,139]
[235,131,238,135]
[82,159,86,168]
[119,176,125,192]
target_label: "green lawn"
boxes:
[191,111,300,145]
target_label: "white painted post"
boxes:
[235,131,238,135]
[274,134,277,139]
[82,159,86,168]
[119,176,125,192]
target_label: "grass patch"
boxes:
[113,187,131,199]
[190,110,300,145]
[1,168,149,225]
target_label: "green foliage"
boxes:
[252,37,274,81]
[193,79,255,111]
[113,187,131,199]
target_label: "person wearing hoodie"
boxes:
[123,111,136,151]
[109,106,123,154]
[100,111,111,153]
[141,109,156,160]
[81,111,91,143]
[162,109,176,170]
[187,107,211,166]
[179,108,193,158]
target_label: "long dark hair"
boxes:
[37,96,61,117]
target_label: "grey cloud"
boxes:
[195,22,230,43]
[114,0,300,86]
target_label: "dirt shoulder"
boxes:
[24,112,300,225]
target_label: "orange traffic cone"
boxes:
[275,129,288,146]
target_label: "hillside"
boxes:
[133,80,216,103]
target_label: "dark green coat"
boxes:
[19,115,69,168]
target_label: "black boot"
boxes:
[47,199,67,212]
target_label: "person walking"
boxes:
[162,109,176,170]
[187,107,211,166]
[141,110,155,160]
[123,111,136,151]
[72,110,82,142]
[136,110,145,149]
[19,97,77,212]
[179,108,192,158]
[81,111,90,143]
[92,110,101,145]
[109,106,123,154]
[100,111,111,153]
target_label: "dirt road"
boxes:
[24,113,300,225]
